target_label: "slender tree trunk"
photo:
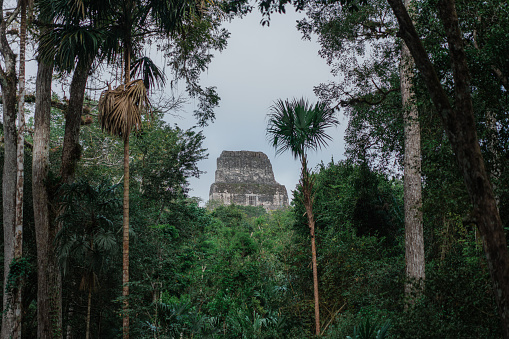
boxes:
[86,238,94,339]
[122,137,130,339]
[122,28,132,339]
[400,0,425,301]
[66,302,74,339]
[97,310,102,338]
[60,56,94,183]
[86,282,92,339]
[301,156,320,336]
[0,0,20,336]
[10,1,28,335]
[33,59,63,339]
[387,0,509,336]
[309,219,320,336]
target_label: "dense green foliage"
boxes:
[0,108,504,337]
[2,143,502,338]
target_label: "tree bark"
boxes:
[122,27,132,339]
[65,302,74,339]
[86,280,92,339]
[33,59,63,339]
[10,0,28,335]
[387,0,509,336]
[123,137,130,339]
[301,156,320,336]
[60,56,94,183]
[0,0,21,336]
[400,0,425,301]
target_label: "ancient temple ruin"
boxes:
[209,151,289,210]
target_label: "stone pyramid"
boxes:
[209,151,289,210]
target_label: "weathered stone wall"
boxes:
[209,151,289,210]
[215,151,276,184]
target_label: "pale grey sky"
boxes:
[171,9,347,205]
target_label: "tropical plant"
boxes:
[56,180,120,339]
[95,0,211,335]
[266,97,338,336]
[98,77,149,338]
[98,79,150,141]
[346,318,391,339]
[150,295,219,338]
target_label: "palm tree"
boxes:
[37,0,116,183]
[266,98,338,336]
[98,78,149,338]
[97,1,206,336]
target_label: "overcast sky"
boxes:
[169,9,348,205]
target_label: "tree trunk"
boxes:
[66,302,74,339]
[309,219,320,336]
[400,0,425,301]
[301,156,320,336]
[10,0,28,335]
[86,282,92,339]
[387,0,509,336]
[33,59,63,339]
[488,111,501,206]
[60,56,94,183]
[123,137,130,339]
[0,0,21,336]
[122,29,132,339]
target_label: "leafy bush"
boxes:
[346,318,391,339]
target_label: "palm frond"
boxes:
[94,231,117,253]
[131,56,166,91]
[146,0,202,34]
[98,79,150,141]
[266,98,338,160]
[37,26,103,73]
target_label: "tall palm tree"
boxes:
[98,78,149,339]
[266,98,338,336]
[98,1,205,336]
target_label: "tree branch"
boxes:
[6,5,20,27]
[337,87,399,108]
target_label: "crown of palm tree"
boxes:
[98,79,150,141]
[266,98,338,160]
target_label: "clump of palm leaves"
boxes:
[98,79,150,140]
[56,179,120,276]
[148,297,219,338]
[227,306,287,339]
[346,318,391,339]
